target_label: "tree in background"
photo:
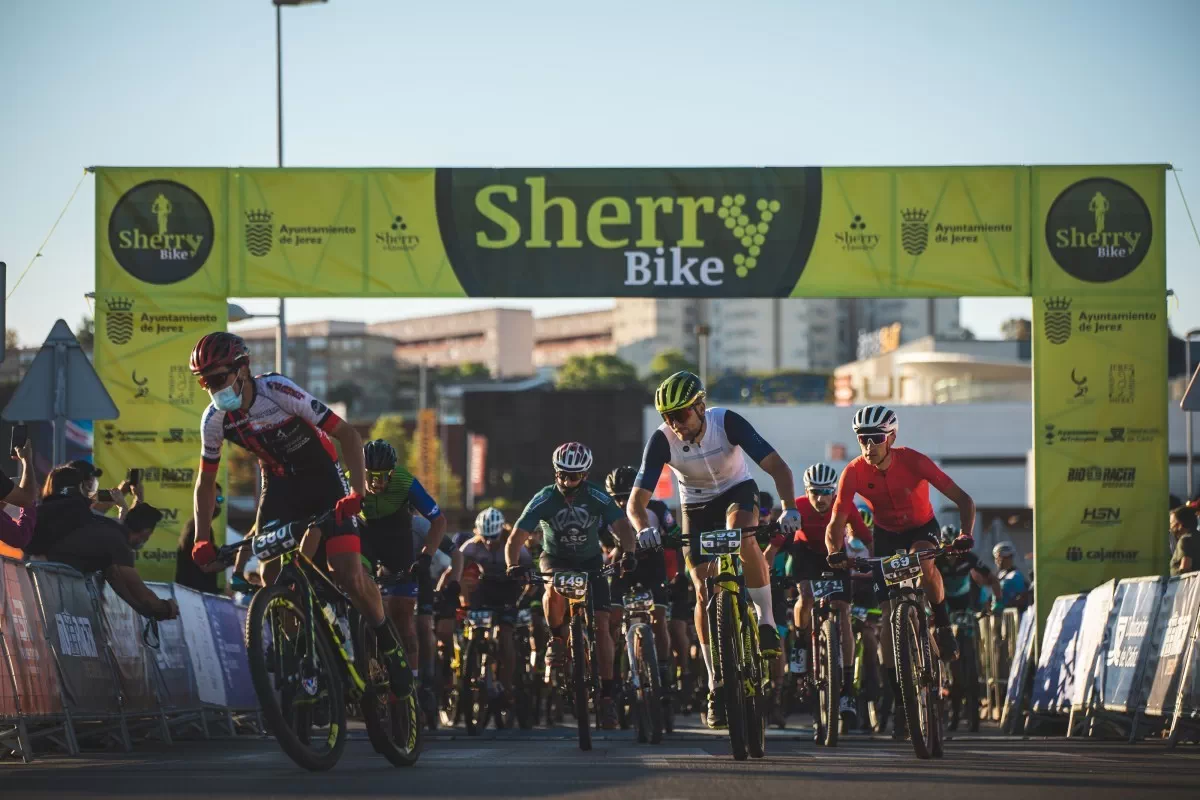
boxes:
[226,446,258,497]
[5,329,18,352]
[556,353,640,390]
[75,315,94,349]
[368,413,410,466]
[646,348,698,388]
[408,432,463,509]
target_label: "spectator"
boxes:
[124,502,164,551]
[27,464,177,621]
[992,541,1031,610]
[1170,505,1199,576]
[0,439,38,548]
[175,482,225,594]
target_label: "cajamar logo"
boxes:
[1045,177,1152,283]
[108,180,214,285]
[1043,296,1072,344]
[900,208,929,256]
[245,209,274,257]
[105,297,135,345]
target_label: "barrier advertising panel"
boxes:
[27,564,119,714]
[1145,573,1200,716]
[1031,593,1087,714]
[147,582,199,709]
[1071,579,1117,710]
[202,594,256,709]
[172,585,226,706]
[0,559,62,717]
[99,584,158,712]
[1100,576,1165,713]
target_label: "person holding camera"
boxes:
[0,437,39,548]
[26,464,177,622]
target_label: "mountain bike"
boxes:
[458,575,536,733]
[217,510,419,771]
[809,572,846,747]
[699,525,775,761]
[845,546,951,760]
[511,601,538,730]
[528,555,628,751]
[947,608,982,733]
[851,603,887,732]
[620,584,665,744]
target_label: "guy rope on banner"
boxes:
[6,169,89,301]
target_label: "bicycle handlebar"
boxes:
[213,508,335,566]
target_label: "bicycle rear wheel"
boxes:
[717,591,748,760]
[819,614,840,747]
[893,601,933,759]
[246,584,347,772]
[462,635,486,735]
[744,617,766,759]
[354,616,421,766]
[571,612,592,751]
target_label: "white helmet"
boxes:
[475,507,506,539]
[993,541,1016,560]
[803,463,838,489]
[552,441,593,473]
[853,404,898,435]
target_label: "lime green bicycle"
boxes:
[699,524,776,761]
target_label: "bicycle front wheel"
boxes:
[246,583,347,772]
[892,601,933,759]
[571,612,592,751]
[355,615,421,766]
[819,613,840,747]
[717,591,748,760]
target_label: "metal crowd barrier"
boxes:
[0,558,261,763]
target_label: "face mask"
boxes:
[212,377,243,411]
[84,477,99,497]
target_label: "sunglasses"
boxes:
[857,432,888,446]
[368,471,391,482]
[662,407,694,425]
[807,487,835,497]
[555,470,586,482]
[197,369,237,391]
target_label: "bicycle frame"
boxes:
[706,550,763,700]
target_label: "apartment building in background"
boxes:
[533,310,615,369]
[708,298,844,373]
[367,308,534,378]
[612,299,701,376]
[237,320,398,399]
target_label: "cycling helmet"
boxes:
[802,463,838,489]
[190,332,249,375]
[655,371,705,414]
[364,439,398,471]
[552,441,593,473]
[993,541,1016,560]
[855,502,874,528]
[846,537,870,559]
[475,507,506,539]
[757,491,775,511]
[605,466,637,500]
[940,524,959,544]
[852,404,898,435]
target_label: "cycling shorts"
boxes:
[871,517,940,602]
[360,512,414,576]
[257,461,359,560]
[609,551,668,610]
[668,574,694,622]
[681,478,759,567]
[380,580,420,600]
[472,577,522,626]
[539,553,610,611]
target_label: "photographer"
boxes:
[0,439,39,548]
[27,464,177,621]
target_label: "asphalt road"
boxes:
[4,722,1198,800]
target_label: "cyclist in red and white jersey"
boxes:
[824,405,975,730]
[187,332,412,697]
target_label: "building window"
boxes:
[309,336,327,350]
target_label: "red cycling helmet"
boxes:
[190,332,249,375]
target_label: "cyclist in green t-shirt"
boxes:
[357,440,447,691]
[505,442,637,730]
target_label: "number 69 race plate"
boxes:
[881,553,923,586]
[552,571,589,600]
[699,529,741,555]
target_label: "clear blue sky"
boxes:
[3,0,1198,347]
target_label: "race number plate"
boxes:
[515,608,533,627]
[251,522,301,561]
[881,553,923,586]
[624,589,655,613]
[552,571,589,601]
[811,578,843,599]
[467,609,494,628]
[699,529,741,555]
[851,605,869,622]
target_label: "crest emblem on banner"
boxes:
[245,209,274,257]
[900,208,929,256]
[105,296,134,345]
[1043,297,1072,344]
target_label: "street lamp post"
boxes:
[271,0,326,379]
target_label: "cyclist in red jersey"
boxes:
[775,463,873,725]
[187,332,412,697]
[824,405,975,737]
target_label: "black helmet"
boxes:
[605,466,638,500]
[757,491,775,511]
[364,439,398,471]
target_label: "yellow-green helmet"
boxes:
[655,371,705,414]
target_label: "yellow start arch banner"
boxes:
[94,164,1168,638]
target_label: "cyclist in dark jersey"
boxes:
[935,526,1002,612]
[187,332,411,697]
[825,404,975,735]
[357,439,446,707]
[505,442,637,729]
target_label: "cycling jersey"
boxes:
[937,551,990,600]
[515,482,623,565]
[634,407,775,505]
[358,467,441,521]
[201,374,339,477]
[832,447,955,532]
[461,538,531,578]
[790,495,873,554]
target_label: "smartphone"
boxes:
[9,424,27,453]
[127,468,142,486]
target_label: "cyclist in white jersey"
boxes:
[627,371,802,729]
